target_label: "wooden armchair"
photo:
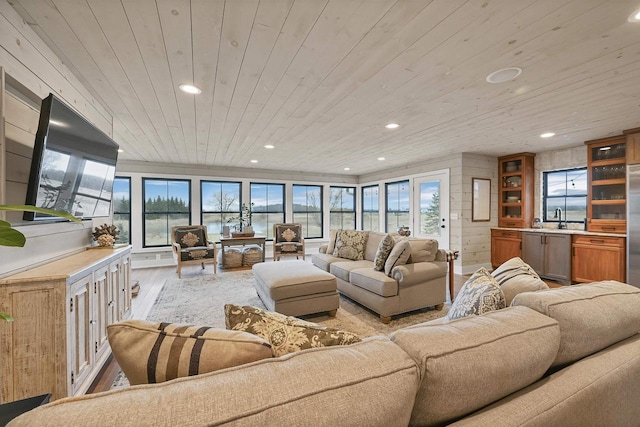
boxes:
[273,223,305,261]
[171,225,217,278]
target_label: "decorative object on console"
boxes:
[224,304,361,357]
[107,319,273,385]
[92,223,120,247]
[447,267,506,320]
[227,202,254,234]
[397,226,411,236]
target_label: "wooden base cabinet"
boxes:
[0,247,132,403]
[571,235,625,283]
[491,229,522,268]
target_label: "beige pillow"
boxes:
[406,238,438,263]
[448,267,506,320]
[107,320,273,385]
[326,229,340,254]
[373,234,395,271]
[491,257,548,305]
[225,304,361,357]
[332,230,369,261]
[384,240,411,276]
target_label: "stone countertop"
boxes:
[492,227,626,238]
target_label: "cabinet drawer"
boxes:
[498,219,525,228]
[491,229,521,239]
[572,235,625,247]
[588,222,626,234]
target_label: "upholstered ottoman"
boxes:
[252,261,339,317]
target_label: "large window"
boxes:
[543,168,587,223]
[201,181,241,241]
[361,185,379,231]
[112,177,131,244]
[250,183,285,239]
[143,178,191,247]
[386,180,410,232]
[330,186,356,230]
[292,185,322,238]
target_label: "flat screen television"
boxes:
[23,94,119,221]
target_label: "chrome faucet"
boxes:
[554,208,566,229]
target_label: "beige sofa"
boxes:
[10,280,640,427]
[312,231,448,323]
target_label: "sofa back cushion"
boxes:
[364,231,386,261]
[11,338,421,427]
[327,229,340,254]
[384,240,411,276]
[107,320,273,385]
[390,306,560,426]
[511,280,640,368]
[333,230,369,261]
[406,238,438,263]
[491,257,548,305]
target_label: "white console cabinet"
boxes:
[0,246,132,402]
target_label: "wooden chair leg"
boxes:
[434,303,444,310]
[328,309,337,317]
[177,265,182,279]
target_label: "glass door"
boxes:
[413,170,450,249]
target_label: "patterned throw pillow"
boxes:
[491,257,548,305]
[448,267,506,320]
[224,304,361,357]
[332,230,369,261]
[374,234,395,271]
[384,240,411,276]
[175,228,206,248]
[107,320,273,385]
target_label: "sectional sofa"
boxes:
[10,280,640,426]
[312,231,448,323]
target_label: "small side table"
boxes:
[446,250,460,302]
[0,393,51,426]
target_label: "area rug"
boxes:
[112,268,448,389]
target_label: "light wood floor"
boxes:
[86,263,562,394]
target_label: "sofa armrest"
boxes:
[319,244,328,254]
[435,249,447,262]
[392,261,447,287]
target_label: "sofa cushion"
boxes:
[448,267,506,320]
[330,260,374,282]
[511,280,640,368]
[107,320,273,385]
[491,257,548,305]
[350,268,399,297]
[364,231,386,261]
[406,238,438,263]
[384,240,411,276]
[373,234,395,271]
[10,338,421,427]
[311,253,344,272]
[333,230,369,261]
[225,304,360,357]
[390,306,560,426]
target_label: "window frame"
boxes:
[385,179,410,232]
[250,182,286,240]
[361,184,380,232]
[112,176,131,244]
[200,180,242,242]
[142,178,192,248]
[292,184,323,239]
[542,167,587,223]
[329,186,356,230]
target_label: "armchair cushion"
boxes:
[174,228,207,248]
[179,247,215,261]
[275,225,301,243]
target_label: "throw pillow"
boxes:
[175,228,206,248]
[491,257,548,305]
[224,304,361,357]
[332,230,369,261]
[327,229,340,254]
[373,234,395,271]
[406,238,438,263]
[448,267,506,320]
[384,240,411,276]
[107,320,273,385]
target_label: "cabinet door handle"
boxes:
[602,226,616,231]
[572,246,575,256]
[590,239,605,244]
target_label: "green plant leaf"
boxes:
[0,205,82,223]
[0,313,14,322]
[0,226,26,247]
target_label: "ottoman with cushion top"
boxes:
[252,261,339,317]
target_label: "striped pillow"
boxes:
[491,257,548,305]
[107,320,273,385]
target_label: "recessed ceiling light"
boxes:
[540,132,555,138]
[486,67,522,83]
[344,167,350,171]
[179,84,202,94]
[628,8,640,22]
[378,157,386,161]
[250,160,258,163]
[264,144,275,149]
[385,123,400,129]
[117,149,124,153]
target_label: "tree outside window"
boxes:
[112,177,131,244]
[201,181,241,241]
[292,185,322,238]
[143,178,190,247]
[330,186,356,230]
[250,183,284,239]
[386,180,410,232]
[543,168,587,223]
[362,185,379,231]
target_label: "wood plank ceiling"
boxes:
[9,0,640,176]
